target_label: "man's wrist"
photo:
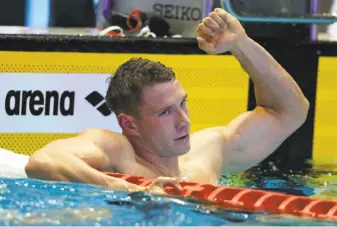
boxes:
[229,34,251,55]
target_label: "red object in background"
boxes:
[104,172,337,221]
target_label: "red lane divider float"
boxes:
[104,172,337,221]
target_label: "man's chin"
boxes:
[175,143,191,156]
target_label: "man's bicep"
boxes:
[34,133,111,170]
[79,129,136,169]
[222,107,297,172]
[32,129,130,171]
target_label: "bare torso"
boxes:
[99,128,225,185]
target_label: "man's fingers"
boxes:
[202,17,220,33]
[197,37,215,53]
[197,23,215,37]
[156,177,179,185]
[209,12,227,30]
[214,8,230,22]
[155,177,183,191]
[174,183,183,191]
[197,37,207,48]
[154,177,177,186]
[165,181,183,191]
[156,176,176,181]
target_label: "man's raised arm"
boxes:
[197,8,309,172]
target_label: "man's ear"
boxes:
[117,113,139,136]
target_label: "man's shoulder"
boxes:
[77,128,136,170]
[79,128,132,150]
[190,127,225,140]
[187,127,226,155]
[80,128,122,138]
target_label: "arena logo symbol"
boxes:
[85,91,112,116]
[5,90,75,116]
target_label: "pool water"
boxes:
[0,164,337,226]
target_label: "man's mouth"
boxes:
[175,135,189,140]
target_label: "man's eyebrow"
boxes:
[156,94,188,114]
[157,104,172,114]
[182,94,188,100]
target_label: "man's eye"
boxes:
[159,110,169,116]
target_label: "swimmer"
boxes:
[25,8,309,194]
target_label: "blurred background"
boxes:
[0,0,336,41]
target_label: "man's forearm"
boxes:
[25,151,142,192]
[230,35,309,119]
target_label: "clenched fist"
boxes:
[197,8,247,54]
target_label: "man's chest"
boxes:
[117,160,219,185]
[179,164,219,185]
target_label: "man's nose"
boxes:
[176,109,190,130]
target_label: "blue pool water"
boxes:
[1,165,337,226]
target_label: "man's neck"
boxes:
[125,134,181,177]
[135,151,180,177]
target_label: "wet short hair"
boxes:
[105,57,176,118]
